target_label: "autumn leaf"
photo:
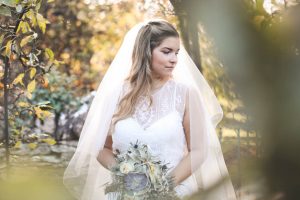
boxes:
[41,110,52,117]
[18,101,30,107]
[26,92,32,99]
[25,9,37,27]
[45,48,54,61]
[36,13,48,33]
[0,34,4,47]
[42,138,56,145]
[16,21,31,34]
[29,68,36,79]
[34,107,43,118]
[34,107,52,119]
[20,35,33,47]
[27,79,36,93]
[12,73,25,86]
[41,76,49,88]
[5,40,12,57]
[28,143,37,150]
[53,59,64,66]
[14,141,22,149]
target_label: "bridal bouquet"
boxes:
[104,141,180,200]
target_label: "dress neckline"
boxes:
[151,79,173,95]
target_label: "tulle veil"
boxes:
[63,19,236,200]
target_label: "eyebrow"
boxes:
[162,47,180,51]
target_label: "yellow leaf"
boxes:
[48,0,55,3]
[27,79,36,93]
[0,34,4,46]
[29,68,36,79]
[36,13,46,33]
[42,138,56,145]
[5,40,12,57]
[17,21,31,34]
[25,9,37,27]
[34,107,42,119]
[28,143,37,150]
[43,110,52,117]
[14,141,22,149]
[0,72,3,78]
[16,21,23,33]
[45,48,54,61]
[26,92,32,99]
[34,107,52,119]
[18,101,29,107]
[12,73,25,86]
[20,35,33,47]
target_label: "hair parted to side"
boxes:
[111,20,179,129]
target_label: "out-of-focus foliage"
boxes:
[40,0,145,93]
[0,0,59,157]
[31,69,80,140]
[184,0,300,199]
[32,70,79,117]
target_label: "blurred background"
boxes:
[0,0,300,199]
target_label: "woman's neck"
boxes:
[151,76,171,91]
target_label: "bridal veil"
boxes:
[63,19,236,200]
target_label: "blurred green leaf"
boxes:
[0,0,19,7]
[0,6,11,16]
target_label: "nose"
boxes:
[170,52,177,63]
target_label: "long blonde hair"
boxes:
[112,21,179,127]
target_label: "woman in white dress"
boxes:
[64,19,236,200]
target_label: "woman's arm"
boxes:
[97,134,117,170]
[169,93,193,186]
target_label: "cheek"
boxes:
[152,53,166,65]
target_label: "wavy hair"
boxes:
[111,20,179,128]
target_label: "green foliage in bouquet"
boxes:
[104,141,180,200]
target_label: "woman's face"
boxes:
[151,36,180,80]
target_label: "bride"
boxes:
[64,19,236,200]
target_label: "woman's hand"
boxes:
[169,153,192,187]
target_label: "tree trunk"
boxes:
[1,55,10,168]
[53,112,60,141]
[170,0,203,72]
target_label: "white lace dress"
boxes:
[111,79,198,199]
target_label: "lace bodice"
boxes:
[112,79,188,164]
[131,79,187,130]
[111,79,198,198]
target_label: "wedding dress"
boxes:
[110,79,198,199]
